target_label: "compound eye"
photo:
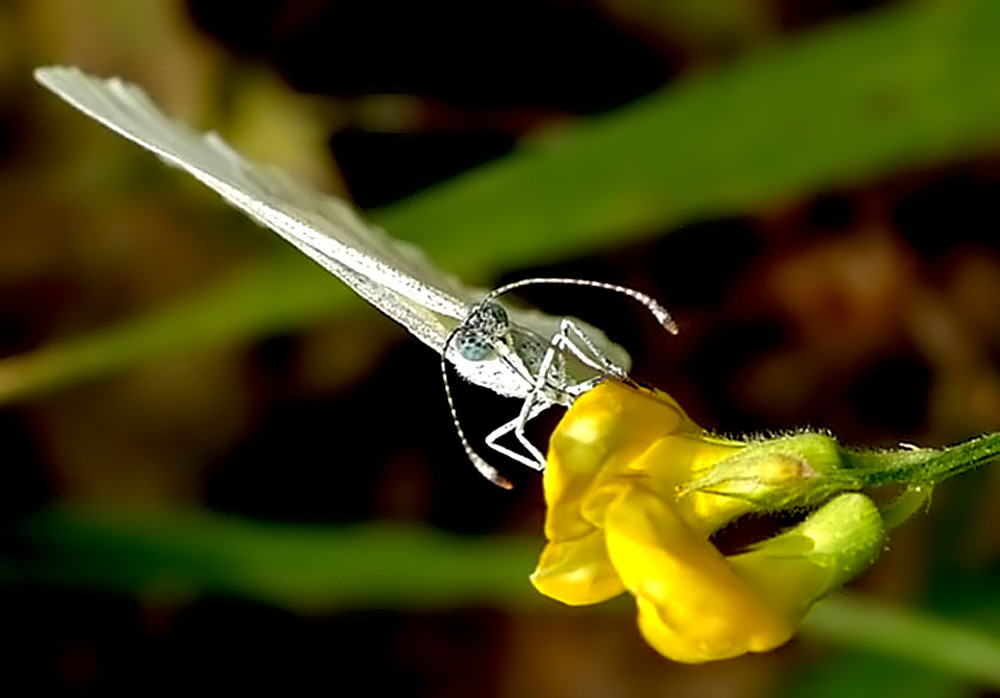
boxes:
[469,301,509,338]
[514,334,544,373]
[454,330,495,362]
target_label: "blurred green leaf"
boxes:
[11,505,542,610]
[9,505,1000,687]
[0,253,350,403]
[780,650,964,698]
[376,0,1000,273]
[802,596,1000,690]
[10,0,1000,402]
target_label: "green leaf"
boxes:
[10,505,542,610]
[0,254,352,404]
[803,596,1000,688]
[375,0,1000,273]
[780,650,963,698]
[10,505,1000,687]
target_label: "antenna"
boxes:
[443,277,678,488]
[441,348,514,490]
[484,277,678,335]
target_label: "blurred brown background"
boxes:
[4,0,1000,696]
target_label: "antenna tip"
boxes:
[653,306,679,335]
[487,469,514,490]
[473,455,514,490]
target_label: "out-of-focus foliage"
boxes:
[6,0,1000,695]
[10,505,1000,688]
[377,0,1000,271]
[12,506,540,610]
[803,597,1000,690]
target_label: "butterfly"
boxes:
[34,66,676,488]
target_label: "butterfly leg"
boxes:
[495,318,630,471]
[485,317,635,472]
[553,318,630,380]
[484,398,550,470]
[520,317,628,420]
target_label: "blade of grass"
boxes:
[9,505,1000,686]
[10,505,542,610]
[803,596,1000,688]
[0,254,354,403]
[375,0,1000,273]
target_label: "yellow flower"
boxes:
[531,380,886,663]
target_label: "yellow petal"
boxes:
[544,381,703,541]
[604,487,795,662]
[530,529,625,605]
[631,434,748,536]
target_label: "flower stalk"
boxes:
[839,432,1000,489]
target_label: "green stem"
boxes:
[839,432,1000,489]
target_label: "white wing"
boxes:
[34,66,629,399]
[34,66,470,340]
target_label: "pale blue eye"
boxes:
[455,331,494,361]
[453,301,509,361]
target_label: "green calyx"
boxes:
[679,432,855,509]
[681,430,1000,526]
[728,493,887,613]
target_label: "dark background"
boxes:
[3,0,1000,695]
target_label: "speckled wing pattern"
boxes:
[34,66,629,399]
